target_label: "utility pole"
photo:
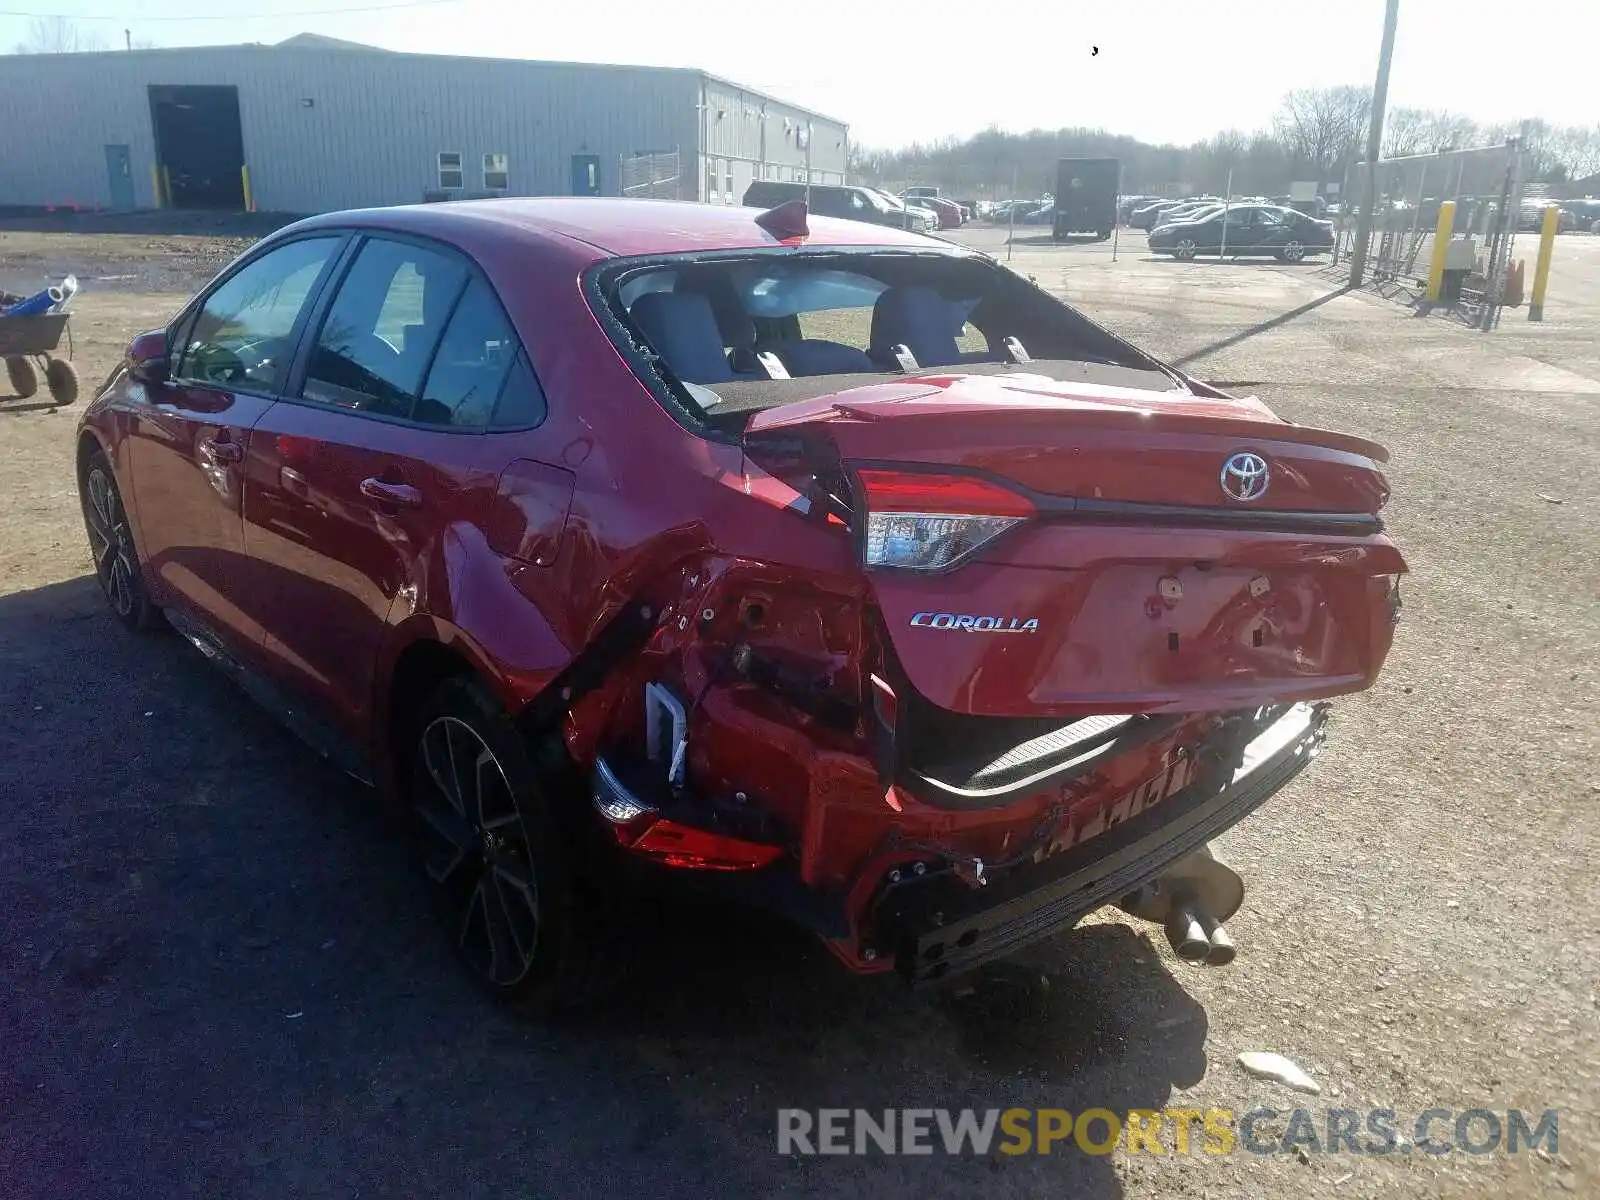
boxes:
[124,28,132,51]
[1348,0,1401,287]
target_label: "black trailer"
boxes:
[1053,158,1120,242]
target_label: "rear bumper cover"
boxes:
[891,702,1329,985]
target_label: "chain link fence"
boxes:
[620,150,681,201]
[1331,142,1525,324]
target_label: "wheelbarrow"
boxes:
[0,306,79,404]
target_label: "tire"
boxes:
[1174,239,1198,261]
[1278,240,1306,263]
[5,355,38,399]
[45,358,79,404]
[405,675,615,1013]
[79,450,160,631]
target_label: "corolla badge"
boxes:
[910,612,1039,633]
[1220,451,1271,502]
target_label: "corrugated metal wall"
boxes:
[0,46,785,212]
[698,77,848,203]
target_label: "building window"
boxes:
[438,152,464,190]
[483,153,509,191]
[723,161,734,204]
[705,159,717,203]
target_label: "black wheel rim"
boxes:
[84,467,136,618]
[414,716,541,987]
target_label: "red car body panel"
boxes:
[78,198,1406,981]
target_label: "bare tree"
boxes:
[12,16,107,53]
[1553,124,1600,182]
[1384,108,1482,158]
[1273,85,1371,178]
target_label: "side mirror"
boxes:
[128,329,169,385]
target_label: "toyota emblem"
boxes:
[1220,452,1270,501]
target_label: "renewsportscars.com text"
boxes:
[776,1107,1559,1157]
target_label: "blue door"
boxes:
[570,154,601,196]
[105,144,135,209]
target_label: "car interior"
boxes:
[603,251,1186,424]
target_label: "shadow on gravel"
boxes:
[1171,284,1352,368]
[0,575,1210,1200]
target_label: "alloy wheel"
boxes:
[414,715,542,987]
[1175,239,1197,260]
[84,467,137,618]
[1282,240,1305,262]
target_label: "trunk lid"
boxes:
[745,369,1406,718]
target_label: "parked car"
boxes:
[76,197,1405,1005]
[1133,198,1220,230]
[902,192,964,229]
[1562,198,1600,229]
[742,181,935,234]
[1150,204,1336,261]
[992,200,1040,223]
[890,194,944,235]
[1518,202,1572,233]
[1146,201,1223,230]
[1119,195,1161,223]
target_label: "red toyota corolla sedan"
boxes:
[77,197,1405,1008]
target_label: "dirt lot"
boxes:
[1,221,1596,1199]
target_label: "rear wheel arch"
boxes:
[384,635,501,756]
[76,429,111,482]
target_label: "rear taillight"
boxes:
[1381,574,1402,625]
[855,468,1034,571]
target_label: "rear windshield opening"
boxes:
[592,249,1185,430]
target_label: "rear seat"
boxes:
[631,283,878,382]
[868,285,994,368]
[628,291,746,384]
[764,339,874,377]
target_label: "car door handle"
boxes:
[359,477,422,508]
[198,437,243,465]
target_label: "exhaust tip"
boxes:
[1165,905,1210,963]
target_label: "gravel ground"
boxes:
[0,223,1595,1199]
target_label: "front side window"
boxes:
[483,153,509,191]
[174,236,339,391]
[301,237,468,419]
[438,152,464,190]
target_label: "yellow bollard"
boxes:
[241,164,255,214]
[1528,204,1559,321]
[1425,200,1456,301]
[150,164,164,209]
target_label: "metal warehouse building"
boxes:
[0,33,849,214]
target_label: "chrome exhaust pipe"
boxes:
[1198,912,1236,966]
[1165,904,1211,962]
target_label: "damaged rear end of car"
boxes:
[560,231,1406,986]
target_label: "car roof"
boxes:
[284,196,941,258]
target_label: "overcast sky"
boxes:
[4,0,1594,147]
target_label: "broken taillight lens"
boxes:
[856,468,1035,571]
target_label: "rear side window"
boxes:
[301,238,468,418]
[489,350,547,429]
[415,277,517,429]
[174,237,338,391]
